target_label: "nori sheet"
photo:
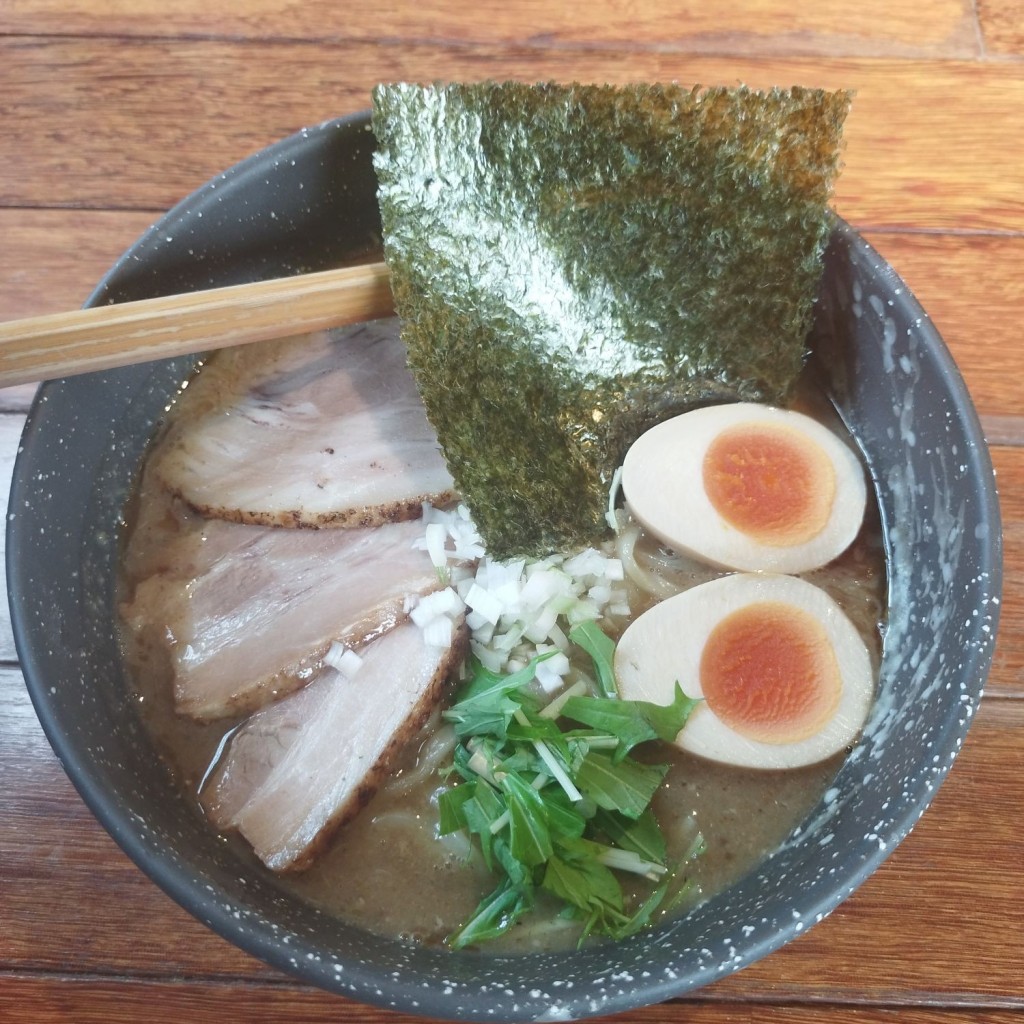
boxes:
[372,82,851,559]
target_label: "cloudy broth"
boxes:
[118,366,886,952]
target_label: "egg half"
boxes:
[621,403,867,573]
[614,573,874,769]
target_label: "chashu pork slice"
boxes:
[152,318,456,528]
[202,618,467,871]
[122,515,442,720]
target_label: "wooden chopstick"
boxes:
[0,261,394,388]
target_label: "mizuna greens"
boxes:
[439,623,703,948]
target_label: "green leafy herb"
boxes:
[444,654,552,739]
[437,782,475,835]
[542,838,625,937]
[538,786,589,841]
[462,782,506,870]
[448,873,533,948]
[501,772,554,866]
[438,624,702,949]
[569,621,618,699]
[575,750,667,819]
[592,806,667,865]
[563,681,701,760]
[373,81,851,557]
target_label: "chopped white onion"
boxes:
[422,616,455,649]
[547,623,570,652]
[324,641,364,680]
[606,465,623,533]
[422,522,449,568]
[465,582,504,625]
[520,567,570,610]
[410,589,462,628]
[523,603,560,644]
[471,640,505,673]
[535,650,571,692]
[415,502,632,682]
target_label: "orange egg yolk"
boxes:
[702,423,836,546]
[699,601,842,745]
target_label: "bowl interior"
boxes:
[7,112,1002,1022]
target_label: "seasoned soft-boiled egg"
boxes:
[621,403,867,573]
[614,573,874,769]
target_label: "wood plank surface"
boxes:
[3,976,1023,1024]
[0,210,157,320]
[977,0,1024,56]
[2,41,1023,233]
[0,210,155,410]
[4,220,1024,419]
[0,0,982,58]
[989,445,1024,694]
[2,0,1021,1019]
[4,221,1023,424]
[2,670,1020,1001]
[0,415,22,660]
[862,233,1024,423]
[4,221,1024,426]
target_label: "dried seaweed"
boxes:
[372,82,851,559]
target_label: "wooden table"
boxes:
[1,3,1022,1022]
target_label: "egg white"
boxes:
[621,403,867,574]
[614,573,875,770]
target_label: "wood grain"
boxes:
[862,233,1024,422]
[5,219,1022,421]
[989,445,1024,694]
[2,236,1020,409]
[3,976,1023,1024]
[2,654,1020,1000]
[0,416,21,660]
[2,41,1024,232]
[0,0,982,58]
[0,209,155,411]
[977,0,1024,56]
[2,651,1024,995]
[0,262,393,387]
[0,210,157,321]
[2,0,1022,1016]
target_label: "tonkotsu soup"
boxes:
[117,321,885,952]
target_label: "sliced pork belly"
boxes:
[122,515,441,720]
[202,618,467,871]
[152,319,456,528]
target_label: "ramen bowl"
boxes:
[7,111,1002,1021]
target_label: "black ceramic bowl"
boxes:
[8,111,1002,1021]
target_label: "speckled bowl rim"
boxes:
[8,111,1003,1022]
